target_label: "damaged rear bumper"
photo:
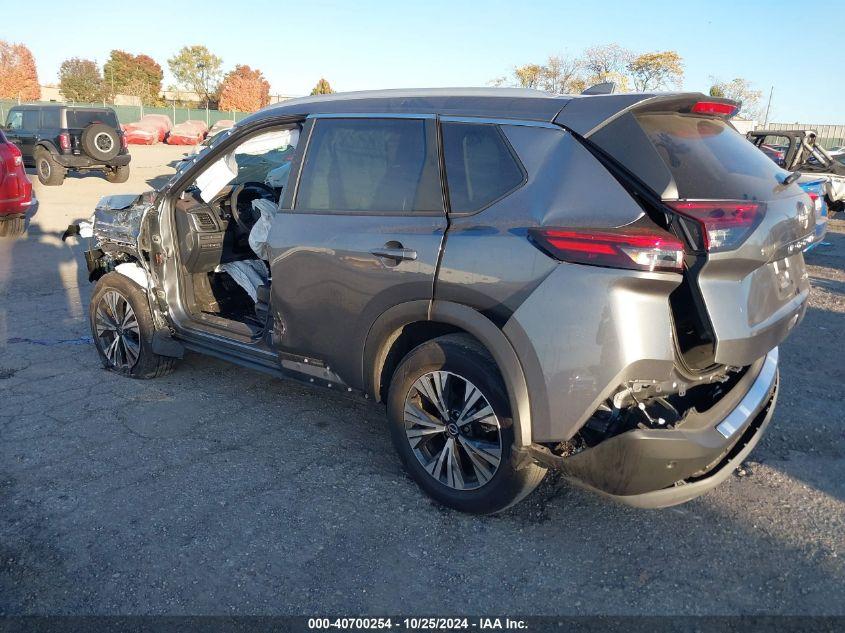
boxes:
[526,348,779,508]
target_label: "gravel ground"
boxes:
[1,145,843,616]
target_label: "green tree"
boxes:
[168,46,222,105]
[310,78,334,95]
[103,50,163,105]
[58,58,103,102]
[627,51,684,91]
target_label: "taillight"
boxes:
[59,132,71,151]
[807,192,822,213]
[528,227,685,273]
[666,200,763,252]
[7,142,22,167]
[120,133,127,151]
[691,101,738,117]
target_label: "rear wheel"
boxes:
[105,165,130,183]
[386,334,546,514]
[0,216,25,238]
[89,272,177,379]
[35,148,65,186]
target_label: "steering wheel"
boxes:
[229,182,276,234]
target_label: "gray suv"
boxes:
[69,88,814,514]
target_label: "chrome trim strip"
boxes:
[307,113,436,120]
[439,115,561,129]
[716,347,779,439]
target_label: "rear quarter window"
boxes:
[41,109,61,128]
[66,109,119,129]
[441,122,525,213]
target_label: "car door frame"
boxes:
[268,112,450,391]
[146,113,308,374]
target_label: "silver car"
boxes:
[70,88,815,514]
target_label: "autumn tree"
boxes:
[512,64,543,89]
[168,46,222,105]
[541,54,583,94]
[0,41,40,101]
[582,43,633,83]
[709,77,763,119]
[310,78,334,95]
[627,51,683,91]
[218,65,270,112]
[58,58,103,102]
[103,50,163,105]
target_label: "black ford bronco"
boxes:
[4,104,130,186]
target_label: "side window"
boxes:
[41,109,61,129]
[22,110,39,130]
[6,111,23,130]
[441,122,525,213]
[295,118,442,213]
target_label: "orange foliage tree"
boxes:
[0,41,40,101]
[218,65,270,113]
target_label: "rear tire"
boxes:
[35,148,65,186]
[386,333,546,514]
[0,216,25,238]
[105,165,130,183]
[89,272,177,379]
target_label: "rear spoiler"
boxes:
[554,93,740,137]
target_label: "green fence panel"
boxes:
[0,99,247,128]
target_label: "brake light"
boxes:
[691,101,738,117]
[667,200,763,252]
[120,133,127,151]
[58,132,71,151]
[807,192,822,212]
[528,227,685,273]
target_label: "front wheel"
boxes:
[89,272,177,379]
[386,334,546,514]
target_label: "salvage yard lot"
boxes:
[1,144,844,615]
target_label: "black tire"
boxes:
[81,123,120,161]
[386,333,546,514]
[104,165,130,183]
[89,272,177,379]
[34,147,65,186]
[0,216,25,238]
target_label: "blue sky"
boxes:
[8,0,844,123]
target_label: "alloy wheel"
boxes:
[95,290,141,370]
[94,132,114,153]
[38,158,51,180]
[403,370,502,490]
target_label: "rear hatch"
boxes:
[578,96,814,370]
[65,109,121,154]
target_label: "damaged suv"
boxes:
[69,89,814,514]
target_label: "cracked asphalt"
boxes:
[1,145,844,616]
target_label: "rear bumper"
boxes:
[55,153,131,169]
[526,348,779,508]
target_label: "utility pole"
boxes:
[763,86,774,127]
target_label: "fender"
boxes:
[35,140,61,157]
[364,300,533,447]
[114,262,183,359]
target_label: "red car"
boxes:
[0,129,33,237]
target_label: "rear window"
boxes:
[66,109,119,129]
[636,114,786,200]
[441,123,525,213]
